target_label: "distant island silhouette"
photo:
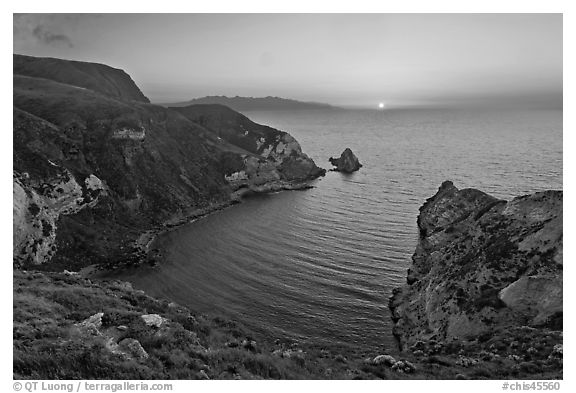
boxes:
[164,95,338,111]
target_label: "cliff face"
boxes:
[172,104,325,189]
[390,181,562,350]
[13,56,324,269]
[13,170,106,266]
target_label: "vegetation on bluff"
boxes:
[13,56,324,270]
[14,271,562,380]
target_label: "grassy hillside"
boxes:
[14,270,563,380]
[172,104,285,154]
[14,54,150,103]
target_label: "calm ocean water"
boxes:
[107,108,562,355]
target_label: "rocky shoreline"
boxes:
[80,178,322,276]
[15,178,564,379]
[132,180,320,268]
[14,179,564,379]
[388,181,562,377]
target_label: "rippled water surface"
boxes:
[108,108,562,353]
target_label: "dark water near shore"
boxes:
[108,108,562,354]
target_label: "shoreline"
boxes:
[82,178,322,277]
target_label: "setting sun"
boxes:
[378,102,385,109]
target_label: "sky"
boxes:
[13,13,562,108]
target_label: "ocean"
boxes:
[106,108,562,355]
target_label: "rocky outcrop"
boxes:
[172,104,326,191]
[141,314,167,328]
[13,55,324,269]
[117,338,149,360]
[329,148,362,173]
[390,181,562,350]
[13,167,106,267]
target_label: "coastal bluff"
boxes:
[14,54,150,103]
[13,55,325,269]
[390,181,562,350]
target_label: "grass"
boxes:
[14,54,150,103]
[13,270,355,379]
[14,270,562,380]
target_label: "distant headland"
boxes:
[163,95,338,111]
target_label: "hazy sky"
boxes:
[13,14,562,108]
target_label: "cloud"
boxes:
[13,14,101,49]
[32,25,73,48]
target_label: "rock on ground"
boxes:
[141,314,167,328]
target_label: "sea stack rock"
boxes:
[329,148,362,173]
[390,181,563,350]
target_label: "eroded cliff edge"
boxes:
[13,55,325,270]
[390,181,562,351]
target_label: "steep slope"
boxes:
[13,77,230,269]
[14,54,150,103]
[14,270,362,380]
[13,57,324,270]
[172,104,326,186]
[166,96,335,111]
[390,181,562,349]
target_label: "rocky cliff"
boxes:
[172,104,325,189]
[13,55,324,270]
[390,181,563,350]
